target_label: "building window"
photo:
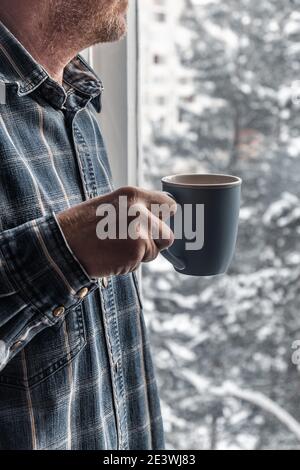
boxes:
[155,12,167,23]
[153,54,166,65]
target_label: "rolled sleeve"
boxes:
[0,213,97,324]
[0,213,98,370]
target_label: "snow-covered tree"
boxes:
[142,0,300,450]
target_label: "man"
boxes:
[0,0,175,450]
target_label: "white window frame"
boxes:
[89,0,142,189]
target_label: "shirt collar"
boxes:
[0,21,103,111]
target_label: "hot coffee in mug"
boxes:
[161,173,242,276]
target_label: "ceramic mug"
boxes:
[161,173,242,276]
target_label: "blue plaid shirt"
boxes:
[0,21,164,450]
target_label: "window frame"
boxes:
[89,0,142,190]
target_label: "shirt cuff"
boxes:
[0,213,97,325]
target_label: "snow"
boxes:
[263,193,299,226]
[181,370,300,441]
[284,19,300,36]
[287,138,300,158]
[277,85,292,106]
[287,44,300,55]
[149,291,199,310]
[151,313,202,338]
[239,207,256,221]
[203,21,239,51]
[286,253,300,265]
[166,340,197,362]
[184,94,227,114]
[141,0,300,451]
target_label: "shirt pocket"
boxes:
[0,303,86,389]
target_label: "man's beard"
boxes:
[47,0,128,50]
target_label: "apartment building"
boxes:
[140,0,193,141]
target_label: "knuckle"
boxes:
[144,242,159,263]
[126,239,143,263]
[170,202,178,215]
[158,226,174,250]
[168,230,175,247]
[123,186,139,204]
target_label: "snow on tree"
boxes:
[142,0,300,450]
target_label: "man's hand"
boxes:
[57,187,177,278]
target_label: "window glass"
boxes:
[140,0,300,450]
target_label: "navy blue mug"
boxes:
[161,173,242,276]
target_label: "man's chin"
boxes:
[95,16,128,44]
[115,17,128,41]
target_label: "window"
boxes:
[155,96,166,106]
[140,0,300,451]
[154,12,167,23]
[90,1,140,189]
[91,0,300,451]
[153,54,166,65]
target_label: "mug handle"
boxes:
[160,192,186,271]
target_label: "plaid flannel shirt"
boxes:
[0,21,164,450]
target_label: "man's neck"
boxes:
[0,4,79,85]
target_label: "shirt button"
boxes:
[102,277,109,288]
[53,306,65,318]
[77,287,89,300]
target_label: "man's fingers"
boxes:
[136,188,177,215]
[142,239,160,263]
[131,207,175,251]
[140,211,175,263]
[148,213,174,251]
[154,221,175,251]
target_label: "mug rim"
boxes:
[162,173,242,189]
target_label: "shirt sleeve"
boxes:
[0,212,97,371]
